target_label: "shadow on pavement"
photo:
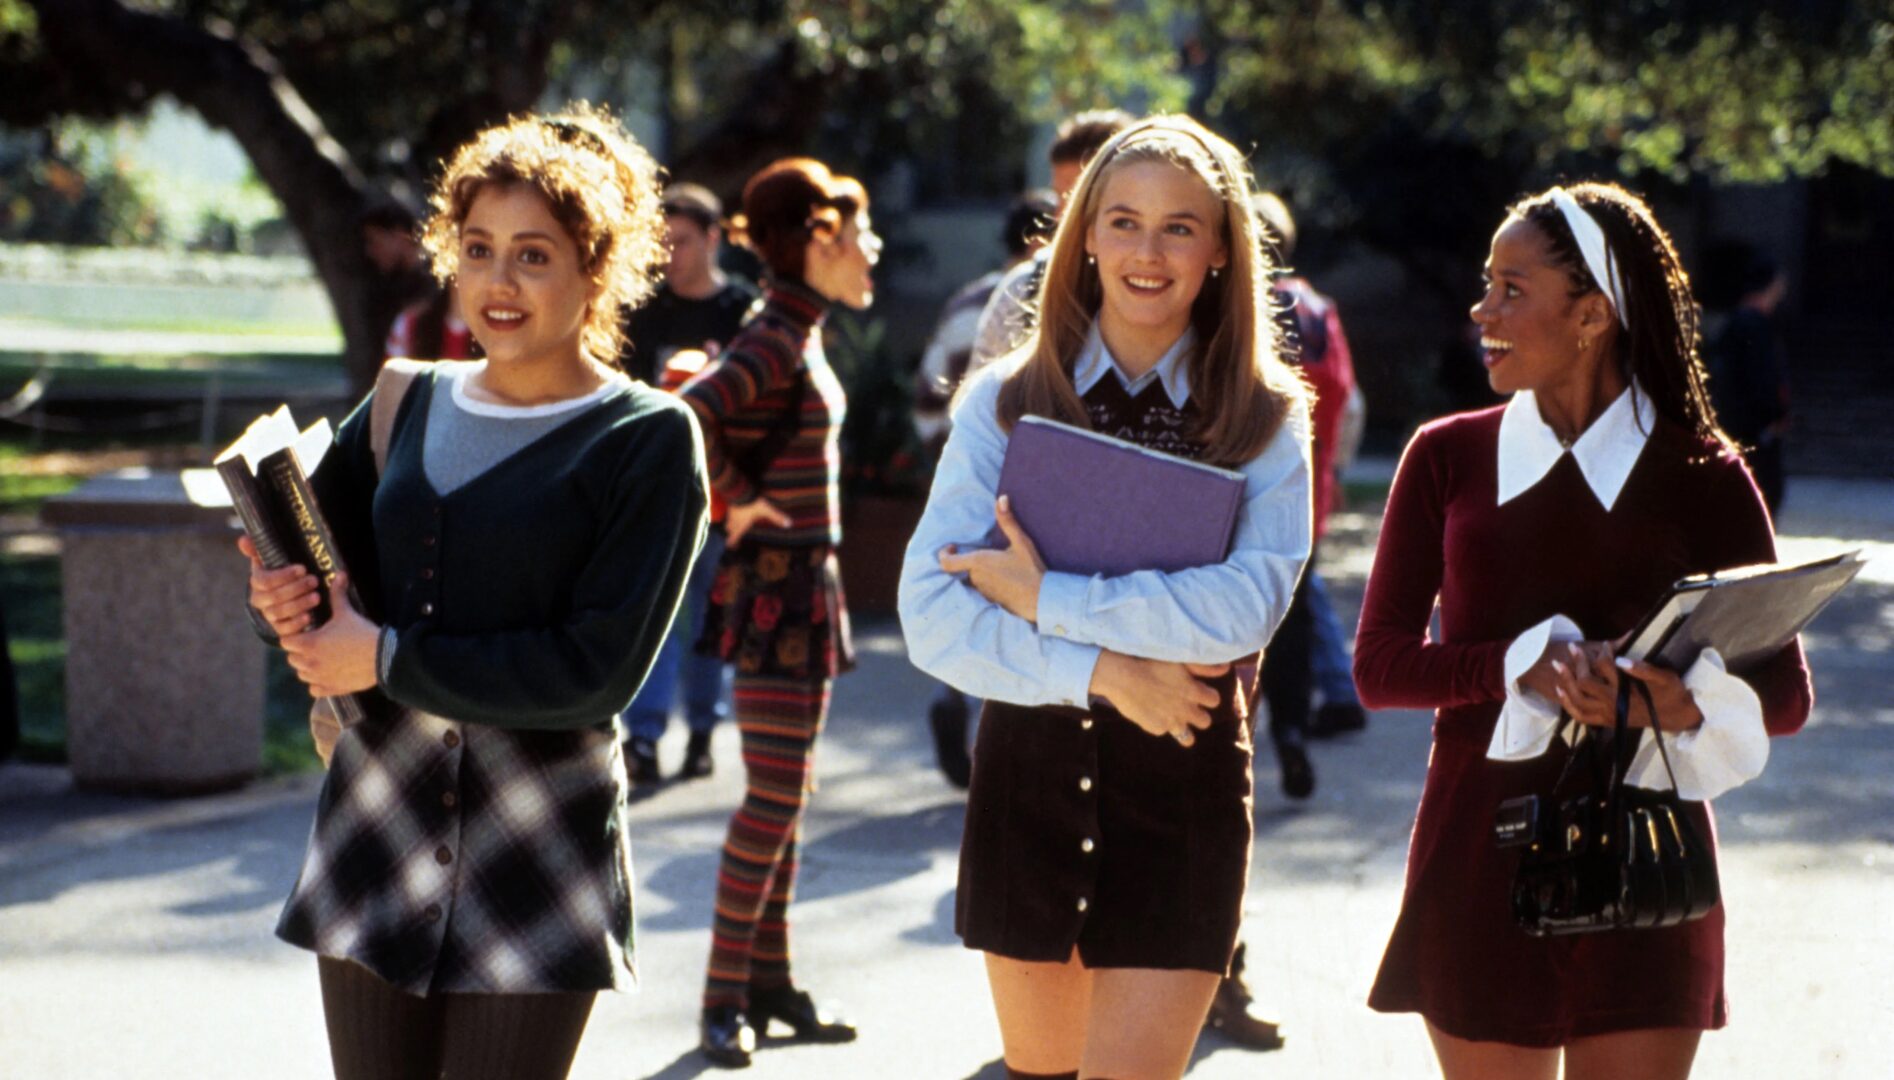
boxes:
[0,783,308,918]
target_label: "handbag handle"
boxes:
[1624,675,1686,795]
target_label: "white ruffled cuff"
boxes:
[1487,614,1584,760]
[1623,647,1768,801]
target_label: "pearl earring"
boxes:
[1087,255,1096,267]
[1211,267,1221,279]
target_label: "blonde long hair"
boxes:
[994,115,1305,469]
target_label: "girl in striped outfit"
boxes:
[678,158,880,1069]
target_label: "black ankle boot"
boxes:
[680,729,715,779]
[747,985,857,1043]
[700,1004,756,1068]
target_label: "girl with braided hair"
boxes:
[239,103,707,1078]
[1354,181,1813,1078]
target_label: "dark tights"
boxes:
[317,956,596,1080]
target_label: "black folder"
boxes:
[1622,550,1866,671]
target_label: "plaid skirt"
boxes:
[276,709,636,995]
[696,542,854,680]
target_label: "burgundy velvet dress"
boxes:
[1353,406,1812,1046]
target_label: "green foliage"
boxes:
[1201,0,1894,186]
[0,123,161,246]
[0,552,64,762]
[824,312,928,496]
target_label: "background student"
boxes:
[679,157,880,1070]
[617,182,761,785]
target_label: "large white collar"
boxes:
[1073,323,1196,408]
[1497,383,1656,511]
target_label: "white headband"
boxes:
[1549,187,1629,329]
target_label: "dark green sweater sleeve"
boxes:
[381,400,710,729]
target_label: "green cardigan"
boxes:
[312,368,708,730]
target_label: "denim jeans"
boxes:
[1305,568,1359,706]
[624,528,729,741]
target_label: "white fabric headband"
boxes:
[1549,187,1629,329]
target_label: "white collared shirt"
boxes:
[1487,385,1769,800]
[1497,382,1656,511]
[1071,323,1198,407]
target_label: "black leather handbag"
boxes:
[1495,675,1721,936]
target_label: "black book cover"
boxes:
[215,409,368,727]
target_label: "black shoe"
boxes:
[1309,701,1368,738]
[1203,943,1286,1050]
[680,730,715,780]
[700,1005,756,1068]
[627,737,662,785]
[747,985,858,1043]
[928,695,972,790]
[1278,741,1315,800]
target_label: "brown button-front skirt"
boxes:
[955,670,1253,975]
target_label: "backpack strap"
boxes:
[370,358,430,476]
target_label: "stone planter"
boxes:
[41,469,264,794]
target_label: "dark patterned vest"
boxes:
[1079,370,1207,461]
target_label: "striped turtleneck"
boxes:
[679,277,846,546]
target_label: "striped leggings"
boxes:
[704,673,832,1008]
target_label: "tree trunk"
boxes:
[29,0,385,396]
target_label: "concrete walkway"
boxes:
[2,478,1890,1079]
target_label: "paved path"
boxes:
[2,479,1890,1079]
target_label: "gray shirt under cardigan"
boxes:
[274,361,709,995]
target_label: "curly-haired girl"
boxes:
[238,103,707,1079]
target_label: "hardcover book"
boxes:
[1622,549,1866,671]
[215,406,368,727]
[989,415,1247,576]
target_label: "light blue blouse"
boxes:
[897,326,1313,709]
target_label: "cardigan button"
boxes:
[1076,897,1089,913]
[1078,776,1093,792]
[421,568,435,580]
[423,535,437,547]
[435,846,453,866]
[441,791,457,809]
[1081,838,1096,854]
[443,730,460,749]
[420,602,435,616]
[423,904,442,923]
[1080,718,1094,731]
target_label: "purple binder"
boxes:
[989,415,1246,576]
